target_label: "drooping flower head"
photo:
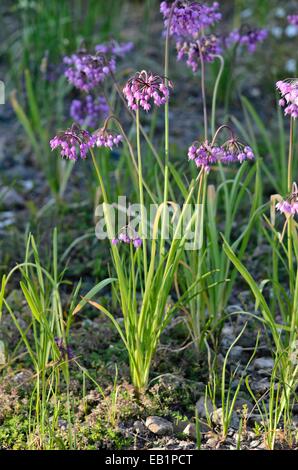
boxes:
[160,1,221,39]
[276,183,298,216]
[226,26,268,53]
[70,95,109,128]
[188,127,255,173]
[188,141,219,172]
[64,49,116,92]
[93,123,123,150]
[177,34,221,71]
[50,124,95,160]
[112,226,142,249]
[220,139,254,164]
[288,15,298,27]
[276,79,298,119]
[123,70,172,111]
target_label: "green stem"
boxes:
[105,115,157,204]
[136,107,148,279]
[194,172,207,349]
[198,42,208,141]
[288,117,294,193]
[90,148,108,204]
[211,55,225,137]
[160,0,175,256]
[288,118,295,295]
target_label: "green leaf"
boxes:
[222,236,280,349]
[72,278,117,315]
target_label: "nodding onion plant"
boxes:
[49,4,202,392]
[223,79,298,433]
[49,1,256,393]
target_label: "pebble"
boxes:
[0,340,5,365]
[134,420,147,434]
[0,211,15,229]
[253,357,274,370]
[182,423,196,440]
[196,396,214,418]
[251,377,270,393]
[250,439,262,448]
[145,416,173,436]
[229,345,244,361]
[206,437,219,448]
[211,407,240,430]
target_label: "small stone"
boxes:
[250,439,262,448]
[246,431,257,440]
[206,437,219,448]
[251,377,270,393]
[211,408,239,430]
[196,396,214,418]
[182,423,196,439]
[0,211,15,229]
[13,370,33,384]
[173,420,188,434]
[58,418,67,431]
[233,432,242,442]
[21,180,34,192]
[292,415,298,429]
[145,416,173,436]
[0,340,6,365]
[229,345,244,361]
[134,420,147,434]
[253,357,274,370]
[222,325,234,337]
[210,408,223,426]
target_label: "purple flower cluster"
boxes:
[276,183,298,216]
[70,95,109,128]
[226,27,268,53]
[112,227,142,249]
[288,15,298,26]
[123,70,172,111]
[160,1,221,38]
[50,124,95,160]
[64,50,116,92]
[95,40,134,58]
[276,199,298,216]
[64,40,132,93]
[188,139,254,172]
[177,35,221,71]
[94,128,123,149]
[276,79,298,119]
